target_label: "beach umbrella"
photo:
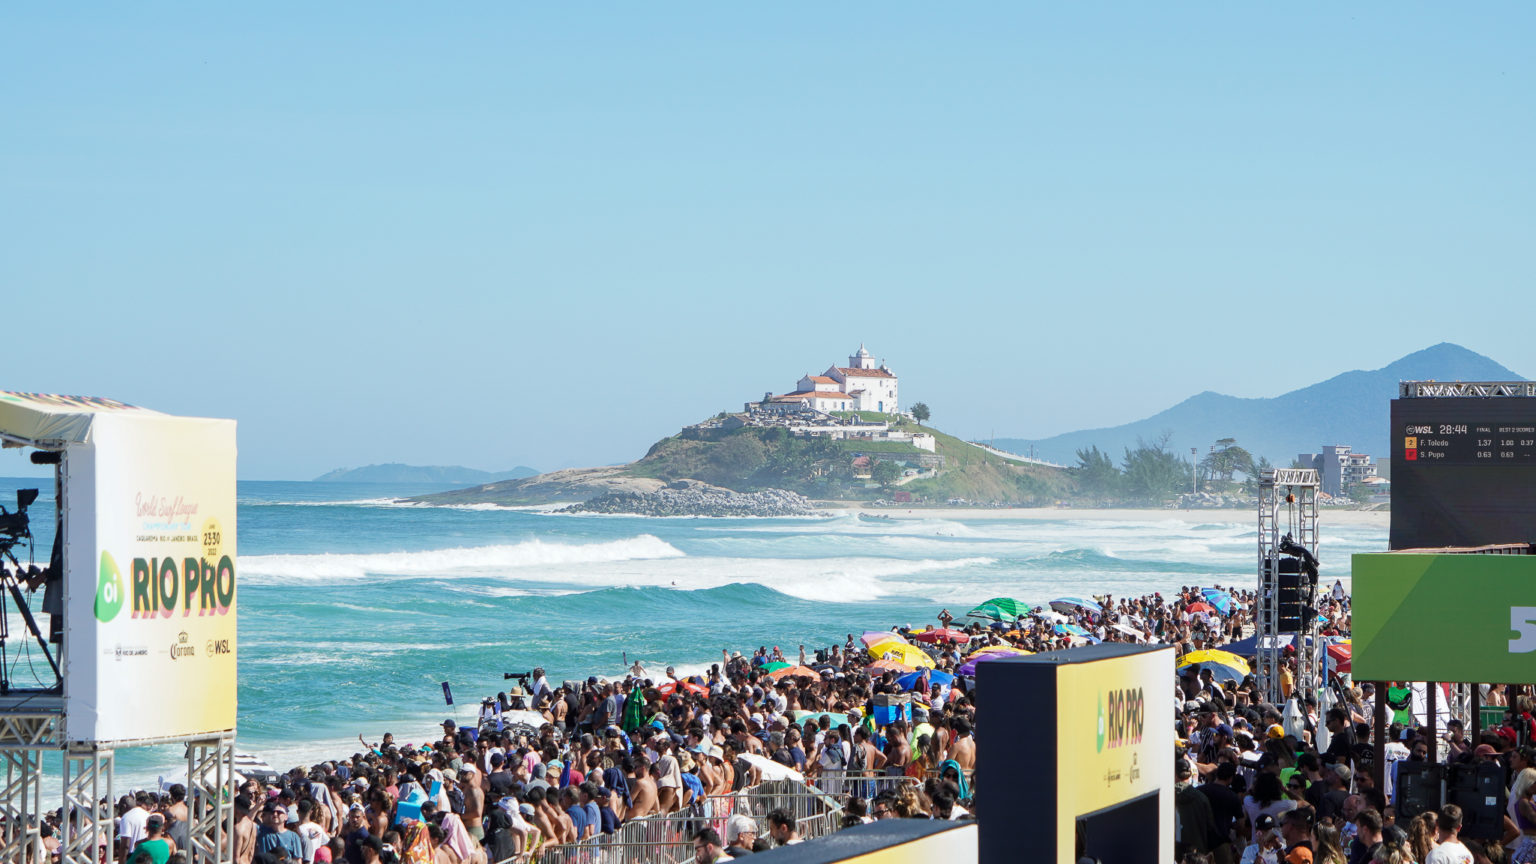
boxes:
[1200,588,1236,615]
[1178,649,1250,684]
[868,658,915,674]
[868,640,936,668]
[967,597,1028,623]
[1184,601,1217,616]
[895,670,955,691]
[760,661,791,674]
[791,711,853,731]
[1049,597,1101,615]
[862,631,905,647]
[964,644,1031,660]
[958,651,1031,675]
[1326,640,1351,674]
[1030,608,1068,624]
[911,628,971,645]
[657,679,709,698]
[767,664,818,682]
[1054,623,1091,638]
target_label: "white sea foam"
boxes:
[455,554,997,602]
[240,535,685,582]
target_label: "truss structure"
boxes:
[1400,381,1536,398]
[0,712,57,864]
[187,734,239,864]
[0,706,236,864]
[1257,469,1320,706]
[61,746,113,864]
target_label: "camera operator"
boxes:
[529,667,550,707]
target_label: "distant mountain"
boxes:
[992,343,1525,467]
[313,463,539,484]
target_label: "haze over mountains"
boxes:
[993,343,1524,468]
[313,463,539,484]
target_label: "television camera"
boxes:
[0,488,62,692]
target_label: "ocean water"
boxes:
[0,478,1387,791]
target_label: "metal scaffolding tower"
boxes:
[1257,468,1320,706]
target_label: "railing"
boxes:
[810,769,921,802]
[509,778,844,864]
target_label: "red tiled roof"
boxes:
[779,391,852,401]
[804,376,837,384]
[837,367,894,379]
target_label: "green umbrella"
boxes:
[761,661,792,673]
[967,597,1026,622]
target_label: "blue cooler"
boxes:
[872,693,911,726]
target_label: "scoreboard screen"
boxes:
[1390,397,1536,549]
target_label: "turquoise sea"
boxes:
[0,478,1386,790]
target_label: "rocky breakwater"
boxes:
[560,480,818,517]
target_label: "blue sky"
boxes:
[3,6,1531,479]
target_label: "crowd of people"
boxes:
[62,574,1534,864]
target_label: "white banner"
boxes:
[64,412,237,744]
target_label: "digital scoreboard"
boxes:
[1390,384,1536,549]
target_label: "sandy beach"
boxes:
[827,505,1391,528]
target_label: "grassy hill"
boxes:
[627,415,1071,505]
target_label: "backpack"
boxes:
[849,741,867,772]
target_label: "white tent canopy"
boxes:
[0,391,161,446]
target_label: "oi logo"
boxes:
[1096,692,1106,753]
[95,551,125,623]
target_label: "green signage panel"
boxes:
[1354,553,1536,683]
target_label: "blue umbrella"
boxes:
[1054,622,1091,638]
[1200,588,1235,616]
[1049,597,1102,615]
[895,670,956,691]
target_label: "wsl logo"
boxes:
[1096,687,1146,753]
[96,552,126,623]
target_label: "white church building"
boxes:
[757,345,901,415]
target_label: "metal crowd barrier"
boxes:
[510,778,845,864]
[811,769,921,802]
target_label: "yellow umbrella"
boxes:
[868,639,936,668]
[1177,649,1250,683]
[965,644,1032,660]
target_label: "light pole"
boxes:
[1191,447,1198,495]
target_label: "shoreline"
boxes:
[821,504,1391,527]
